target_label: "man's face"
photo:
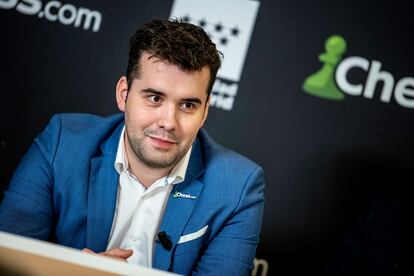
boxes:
[116,52,210,169]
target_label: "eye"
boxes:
[181,102,196,110]
[148,95,161,103]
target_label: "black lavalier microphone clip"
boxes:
[157,231,172,250]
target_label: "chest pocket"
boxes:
[174,225,208,256]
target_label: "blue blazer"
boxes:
[0,113,265,275]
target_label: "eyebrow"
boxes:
[141,88,203,105]
[141,88,165,97]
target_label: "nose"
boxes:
[157,103,177,131]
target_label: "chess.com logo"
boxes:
[303,35,414,109]
[0,0,102,32]
[170,0,260,111]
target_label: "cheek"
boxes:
[180,119,204,140]
[125,103,155,128]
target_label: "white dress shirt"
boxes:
[106,127,192,267]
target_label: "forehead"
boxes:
[137,52,211,100]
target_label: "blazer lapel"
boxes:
[86,123,124,252]
[153,137,205,271]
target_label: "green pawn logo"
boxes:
[303,35,347,100]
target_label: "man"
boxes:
[0,19,265,275]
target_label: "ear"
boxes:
[116,76,128,112]
[201,96,210,126]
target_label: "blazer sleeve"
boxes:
[0,115,61,240]
[192,166,265,276]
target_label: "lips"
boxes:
[149,136,177,150]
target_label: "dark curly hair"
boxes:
[126,19,222,97]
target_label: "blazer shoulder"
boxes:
[36,113,124,160]
[50,113,124,133]
[42,113,124,144]
[198,129,262,175]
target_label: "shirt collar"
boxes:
[114,126,192,186]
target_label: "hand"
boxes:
[82,247,133,262]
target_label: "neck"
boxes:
[124,135,173,188]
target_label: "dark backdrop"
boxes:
[1,0,413,274]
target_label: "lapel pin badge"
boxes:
[173,190,197,200]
